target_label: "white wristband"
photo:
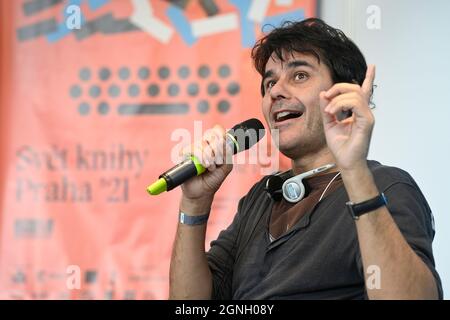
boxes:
[179,211,210,225]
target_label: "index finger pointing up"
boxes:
[362,64,376,99]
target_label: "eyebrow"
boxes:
[261,60,315,94]
[286,59,315,70]
[263,60,314,82]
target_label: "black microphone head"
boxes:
[228,118,265,153]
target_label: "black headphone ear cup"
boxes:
[272,191,283,201]
[298,182,306,201]
[303,180,312,199]
[265,175,284,201]
[264,170,294,201]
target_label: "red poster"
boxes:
[0,0,316,299]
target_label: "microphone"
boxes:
[147,118,265,195]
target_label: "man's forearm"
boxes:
[169,196,214,300]
[341,164,438,299]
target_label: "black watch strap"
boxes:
[346,193,387,220]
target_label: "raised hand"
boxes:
[319,65,376,171]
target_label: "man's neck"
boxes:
[291,147,337,175]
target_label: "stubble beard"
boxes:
[275,112,328,160]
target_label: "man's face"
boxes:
[261,51,334,159]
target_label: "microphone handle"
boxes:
[160,156,205,191]
[160,133,238,191]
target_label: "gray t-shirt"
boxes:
[206,160,443,299]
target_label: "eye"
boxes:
[265,80,276,91]
[294,72,308,81]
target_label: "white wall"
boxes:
[320,0,450,298]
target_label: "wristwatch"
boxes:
[346,193,388,220]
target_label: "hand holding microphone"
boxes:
[147,119,265,201]
[178,124,235,201]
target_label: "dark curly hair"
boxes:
[252,18,368,97]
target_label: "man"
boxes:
[169,18,442,299]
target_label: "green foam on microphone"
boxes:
[147,178,167,195]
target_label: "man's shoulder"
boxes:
[243,174,272,201]
[368,160,418,188]
[368,160,414,183]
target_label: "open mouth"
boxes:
[274,110,303,123]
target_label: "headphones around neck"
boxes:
[265,163,336,203]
